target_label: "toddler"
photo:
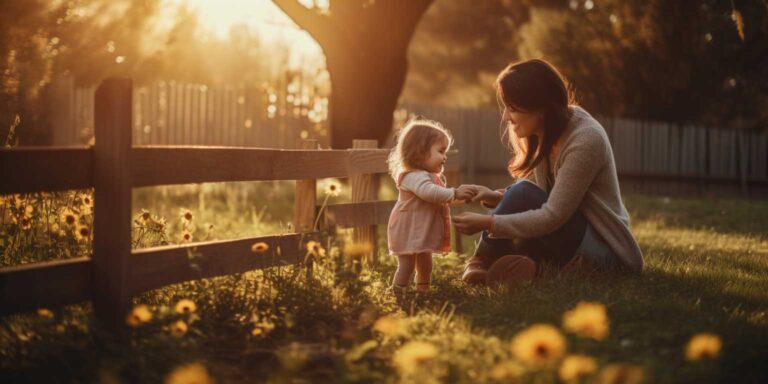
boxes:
[386,119,473,299]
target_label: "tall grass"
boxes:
[1,191,766,383]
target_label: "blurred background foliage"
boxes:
[1,0,767,145]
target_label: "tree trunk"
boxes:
[271,0,432,149]
[326,51,407,148]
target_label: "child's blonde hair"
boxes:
[387,118,453,181]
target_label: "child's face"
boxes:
[423,136,449,173]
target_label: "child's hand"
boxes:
[454,185,477,202]
[470,185,503,207]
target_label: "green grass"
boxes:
[1,193,767,383]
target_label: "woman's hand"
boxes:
[453,212,494,235]
[463,185,503,207]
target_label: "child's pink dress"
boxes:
[387,170,454,254]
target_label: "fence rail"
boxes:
[52,79,768,195]
[0,78,459,324]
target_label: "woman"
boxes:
[452,59,643,287]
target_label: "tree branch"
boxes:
[271,0,334,47]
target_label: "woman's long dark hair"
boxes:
[496,59,576,178]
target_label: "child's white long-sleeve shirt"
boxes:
[399,171,455,203]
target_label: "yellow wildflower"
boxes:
[19,215,32,230]
[685,333,722,361]
[305,241,326,259]
[79,193,93,208]
[324,182,341,197]
[597,363,645,384]
[181,230,192,243]
[372,315,408,337]
[251,320,276,337]
[562,301,610,340]
[165,362,216,384]
[392,340,438,375]
[138,209,152,224]
[559,354,598,381]
[60,208,78,227]
[126,305,153,327]
[181,208,193,222]
[170,320,188,338]
[490,359,525,380]
[37,308,54,318]
[250,242,269,253]
[75,225,91,242]
[511,324,567,367]
[174,299,197,314]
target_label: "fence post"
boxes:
[351,139,379,265]
[294,139,318,277]
[294,139,318,233]
[93,78,133,328]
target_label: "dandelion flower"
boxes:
[324,182,341,197]
[60,208,78,227]
[165,362,216,384]
[392,340,438,374]
[511,324,566,367]
[562,301,610,340]
[372,315,408,337]
[126,305,152,327]
[559,354,598,381]
[251,242,269,253]
[37,308,54,318]
[597,363,645,384]
[685,333,722,361]
[181,230,192,243]
[174,299,197,314]
[170,320,188,338]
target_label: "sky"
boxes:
[165,0,323,58]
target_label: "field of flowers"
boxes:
[1,184,766,383]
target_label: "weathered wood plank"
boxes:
[93,78,133,327]
[0,258,92,315]
[0,147,93,194]
[351,140,379,264]
[130,147,395,186]
[130,233,305,294]
[294,140,318,232]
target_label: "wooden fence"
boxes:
[45,78,768,196]
[403,102,768,196]
[0,78,459,326]
[47,75,330,148]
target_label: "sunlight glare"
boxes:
[166,0,324,66]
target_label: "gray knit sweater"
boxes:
[491,106,644,273]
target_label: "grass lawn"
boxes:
[1,193,766,383]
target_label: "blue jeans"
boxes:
[477,180,588,270]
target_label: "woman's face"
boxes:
[503,103,543,139]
